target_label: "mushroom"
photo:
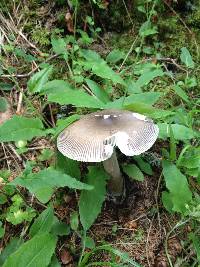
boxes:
[57,109,159,199]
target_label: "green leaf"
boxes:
[134,156,153,175]
[11,169,93,203]
[125,103,174,119]
[3,234,57,267]
[0,115,45,142]
[122,164,144,181]
[29,207,55,237]
[51,38,67,55]
[0,97,8,112]
[0,221,5,238]
[49,255,61,267]
[135,69,164,89]
[81,49,125,85]
[79,167,109,230]
[158,123,195,140]
[189,233,200,263]
[0,82,13,91]
[70,211,79,231]
[180,47,194,69]
[38,148,54,161]
[106,49,124,63]
[54,114,80,137]
[0,238,24,266]
[51,220,70,236]
[28,66,53,93]
[42,80,105,108]
[173,85,189,103]
[125,92,162,106]
[85,79,110,103]
[139,21,158,37]
[56,152,81,179]
[162,161,192,213]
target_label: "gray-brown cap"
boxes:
[57,109,159,162]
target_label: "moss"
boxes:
[31,28,51,46]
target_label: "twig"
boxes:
[16,88,23,114]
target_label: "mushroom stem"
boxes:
[103,149,124,196]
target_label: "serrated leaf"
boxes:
[11,169,93,203]
[106,49,124,63]
[158,123,195,140]
[51,38,67,55]
[42,80,105,108]
[0,238,24,266]
[81,49,125,85]
[28,66,53,93]
[180,47,194,69]
[29,207,55,237]
[85,79,110,103]
[122,164,144,181]
[3,234,57,267]
[79,167,109,230]
[0,115,45,142]
[162,161,192,213]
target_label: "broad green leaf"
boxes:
[29,207,55,237]
[56,152,81,179]
[158,123,195,140]
[85,79,110,103]
[0,238,24,266]
[134,156,153,175]
[0,97,8,112]
[139,21,158,37]
[173,85,189,103]
[3,234,57,267]
[51,38,67,55]
[0,116,45,142]
[11,169,93,203]
[79,167,109,230]
[0,82,13,91]
[51,220,70,236]
[81,49,125,85]
[125,92,162,106]
[42,80,105,108]
[180,47,194,69]
[124,103,174,119]
[161,191,173,212]
[122,164,144,181]
[28,66,53,93]
[134,69,164,90]
[105,92,162,110]
[162,161,192,213]
[106,49,124,63]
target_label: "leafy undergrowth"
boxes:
[0,1,200,267]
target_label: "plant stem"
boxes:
[103,150,124,196]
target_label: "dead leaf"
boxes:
[60,249,73,265]
[65,12,74,33]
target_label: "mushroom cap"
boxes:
[57,109,159,162]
